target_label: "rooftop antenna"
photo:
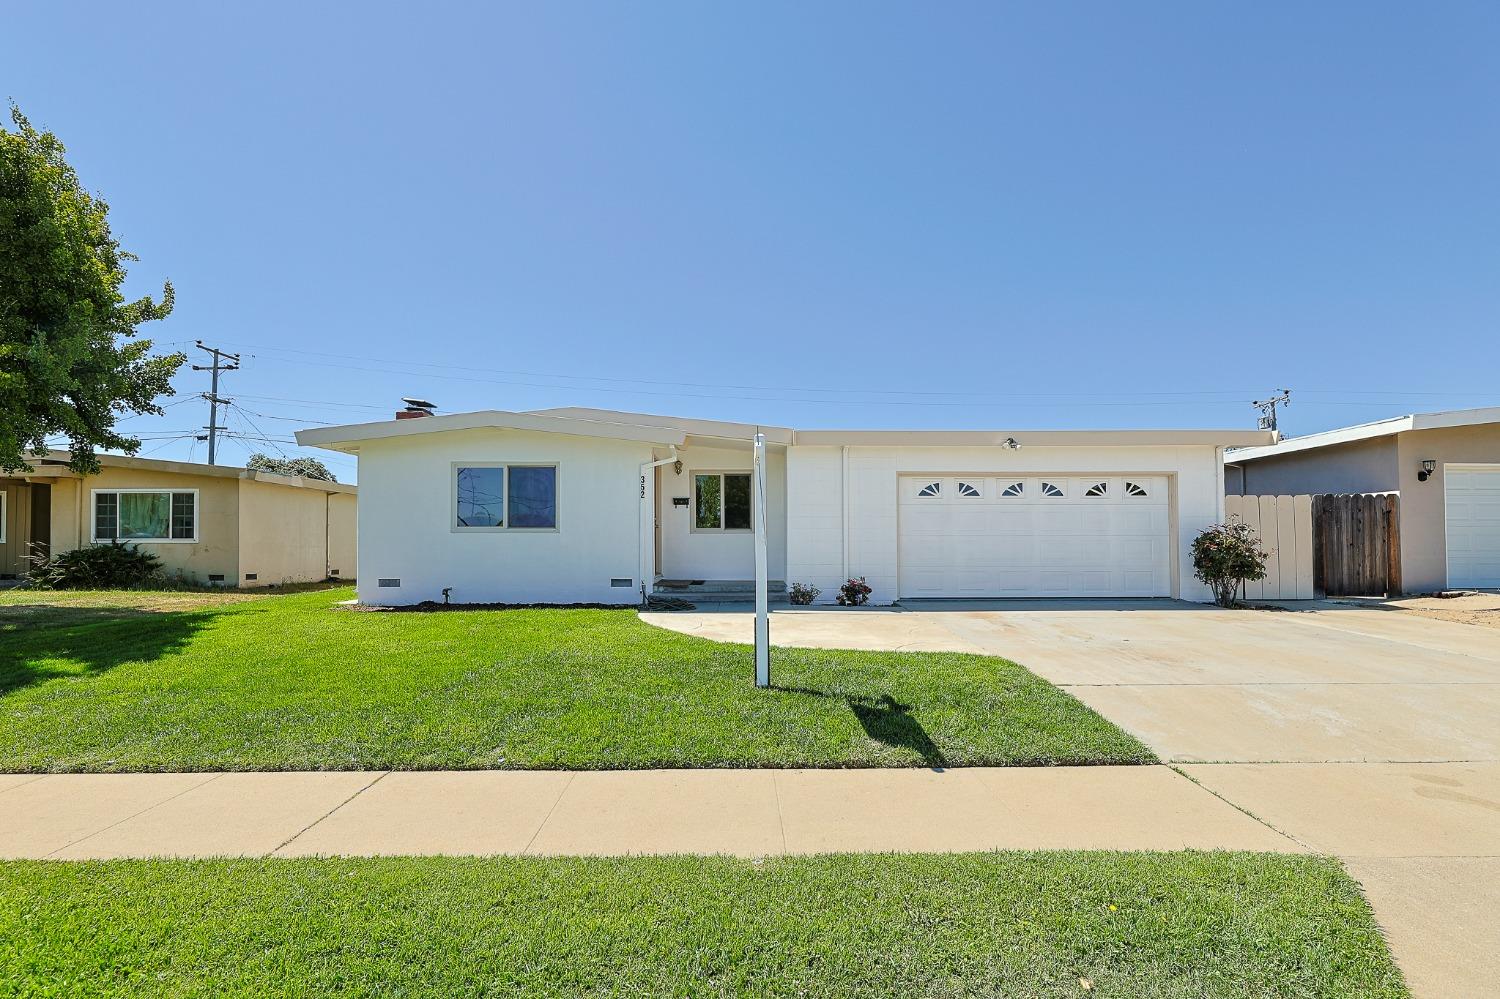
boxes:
[1253,389,1291,434]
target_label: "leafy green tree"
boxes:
[0,104,183,473]
[246,452,338,483]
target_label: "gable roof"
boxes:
[296,406,1274,452]
[1226,406,1500,464]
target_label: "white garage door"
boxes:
[899,475,1172,598]
[1446,466,1500,588]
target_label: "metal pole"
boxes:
[193,341,239,466]
[753,432,770,687]
[207,359,220,465]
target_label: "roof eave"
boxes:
[294,410,687,452]
[792,429,1276,448]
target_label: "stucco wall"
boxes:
[355,427,652,605]
[1395,424,1500,592]
[1226,436,1398,496]
[784,444,1224,604]
[54,466,244,583]
[236,477,354,586]
[655,443,787,581]
[785,446,845,597]
[327,492,358,581]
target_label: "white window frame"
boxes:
[91,488,199,544]
[691,470,753,533]
[450,462,560,533]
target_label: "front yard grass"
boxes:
[0,587,1151,772]
[0,852,1407,998]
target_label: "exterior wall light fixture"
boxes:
[1417,459,1436,482]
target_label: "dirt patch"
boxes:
[1378,592,1500,631]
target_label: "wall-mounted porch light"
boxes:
[1417,459,1436,482]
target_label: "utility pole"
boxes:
[192,341,240,464]
[1253,389,1291,434]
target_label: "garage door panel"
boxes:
[1446,467,1500,589]
[899,474,1172,598]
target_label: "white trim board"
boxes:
[1228,407,1500,464]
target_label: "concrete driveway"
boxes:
[644,601,1500,998]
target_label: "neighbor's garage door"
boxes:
[1446,466,1500,588]
[898,475,1171,598]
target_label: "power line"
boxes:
[221,341,1264,402]
[225,403,289,457]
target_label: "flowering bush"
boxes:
[1190,518,1270,607]
[836,576,872,606]
[788,582,821,605]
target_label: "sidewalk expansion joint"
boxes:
[272,771,389,856]
[521,772,576,855]
[44,772,225,859]
[1167,765,1315,853]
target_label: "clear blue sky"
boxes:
[12,2,1499,480]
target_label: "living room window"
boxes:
[92,489,198,542]
[454,464,558,531]
[694,472,752,531]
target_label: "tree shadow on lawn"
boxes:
[0,605,215,695]
[774,686,948,768]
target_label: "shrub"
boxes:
[836,576,872,606]
[788,582,821,605]
[27,542,166,590]
[1190,519,1270,607]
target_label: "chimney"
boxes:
[397,397,436,420]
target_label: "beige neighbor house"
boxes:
[0,451,356,587]
[1225,407,1500,592]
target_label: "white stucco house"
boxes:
[295,406,1273,606]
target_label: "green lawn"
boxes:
[0,587,1152,772]
[0,852,1406,998]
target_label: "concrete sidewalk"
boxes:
[0,765,1298,860]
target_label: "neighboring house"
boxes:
[1225,407,1500,592]
[0,451,357,586]
[295,406,1270,606]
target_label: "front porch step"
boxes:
[654,579,787,594]
[651,579,789,606]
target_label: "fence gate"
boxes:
[1225,494,1315,599]
[1312,493,1401,597]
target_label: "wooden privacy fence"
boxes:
[1312,493,1401,597]
[1226,493,1402,598]
[1225,494,1315,599]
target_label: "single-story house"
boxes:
[1225,406,1500,592]
[296,406,1271,606]
[0,451,357,586]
